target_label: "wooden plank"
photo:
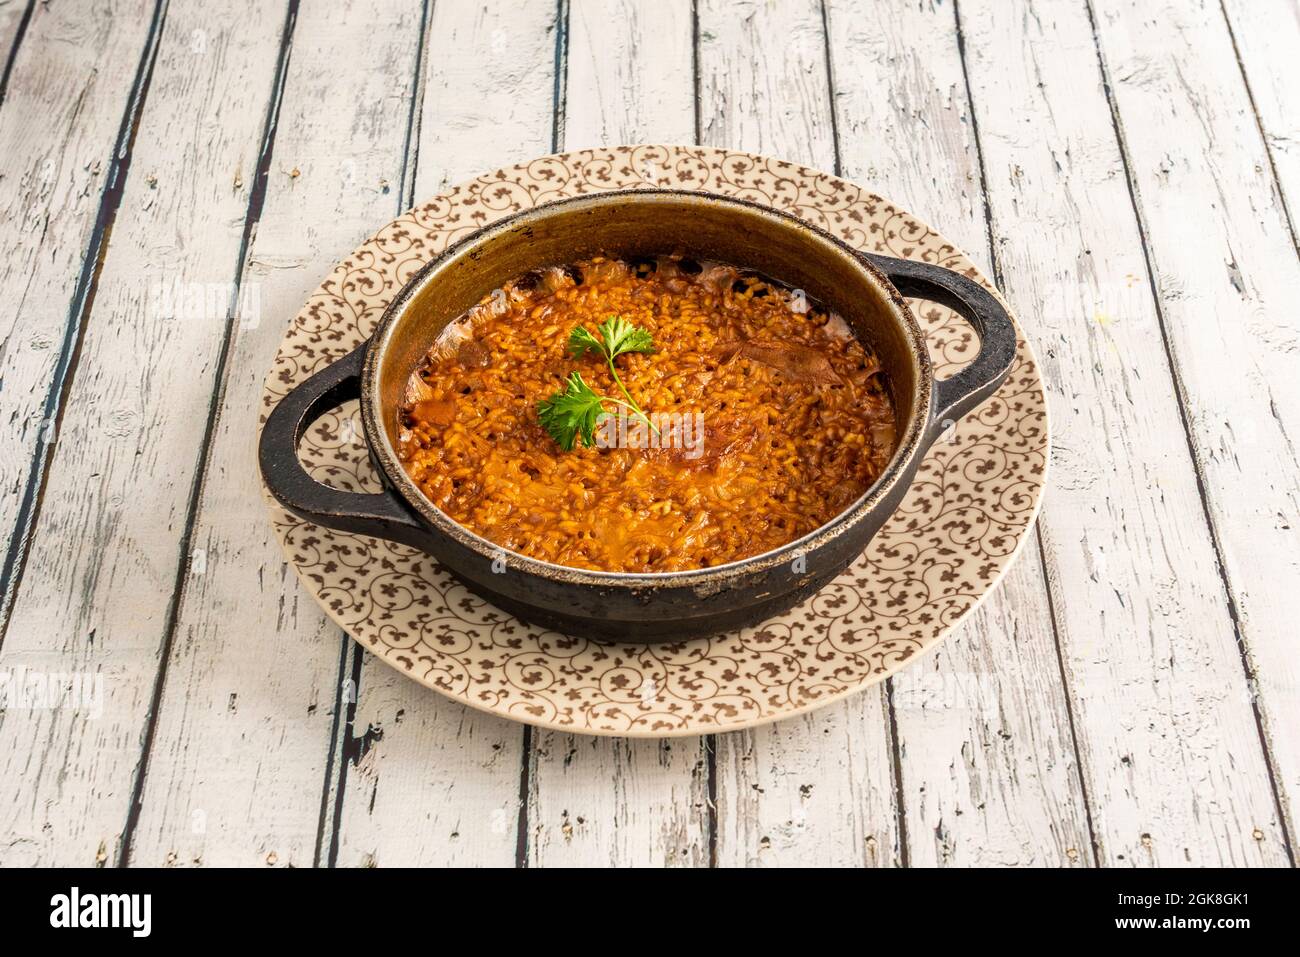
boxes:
[329,0,563,868]
[825,0,1092,867]
[0,0,288,867]
[1221,0,1300,248]
[125,0,430,868]
[696,0,901,868]
[0,0,155,620]
[0,0,25,44]
[958,0,1288,865]
[524,0,710,869]
[527,736,710,867]
[562,0,695,150]
[715,705,899,867]
[1090,0,1300,854]
[0,0,32,100]
[409,0,564,194]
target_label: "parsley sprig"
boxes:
[537,316,660,451]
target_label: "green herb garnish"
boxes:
[568,315,655,364]
[536,372,607,451]
[537,316,660,450]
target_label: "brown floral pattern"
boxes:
[261,146,1050,736]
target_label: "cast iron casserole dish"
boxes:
[259,190,1016,641]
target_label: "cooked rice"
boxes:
[398,256,897,572]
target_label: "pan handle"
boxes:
[258,343,424,541]
[863,254,1017,438]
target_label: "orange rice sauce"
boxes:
[397,256,896,573]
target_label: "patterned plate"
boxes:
[261,146,1050,737]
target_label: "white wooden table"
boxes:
[0,0,1296,868]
